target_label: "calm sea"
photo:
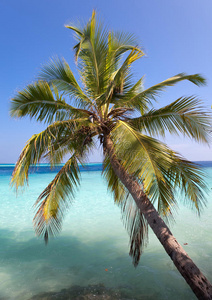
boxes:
[0,162,212,300]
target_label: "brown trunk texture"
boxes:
[104,135,212,300]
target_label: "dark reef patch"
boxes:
[28,283,137,300]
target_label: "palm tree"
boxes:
[10,11,212,300]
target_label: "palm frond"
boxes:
[111,121,179,215]
[106,30,142,74]
[98,48,144,109]
[114,73,206,110]
[113,76,150,114]
[11,119,88,189]
[10,81,91,123]
[65,10,95,60]
[38,57,92,108]
[44,122,96,166]
[167,154,207,213]
[123,195,148,266]
[66,11,109,98]
[104,31,143,106]
[65,25,83,38]
[129,96,211,143]
[33,155,80,242]
[111,121,207,214]
[103,154,148,266]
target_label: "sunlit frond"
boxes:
[10,81,92,123]
[65,10,95,60]
[167,154,207,214]
[44,122,96,166]
[38,57,92,108]
[111,121,179,215]
[103,154,148,266]
[130,96,211,143]
[111,121,207,214]
[66,11,109,98]
[114,73,206,111]
[66,10,145,105]
[11,119,88,189]
[105,31,143,96]
[113,76,150,114]
[98,48,144,109]
[33,155,80,243]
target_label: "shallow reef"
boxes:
[28,283,137,300]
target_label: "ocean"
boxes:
[0,163,212,300]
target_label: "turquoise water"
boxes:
[0,164,212,299]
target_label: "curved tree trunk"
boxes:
[104,135,212,300]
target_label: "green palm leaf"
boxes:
[168,155,207,213]
[104,31,143,103]
[10,80,92,123]
[33,155,80,243]
[115,73,206,111]
[103,154,148,266]
[38,57,93,108]
[129,96,210,143]
[111,120,206,215]
[66,11,108,97]
[11,119,89,189]
[98,48,144,110]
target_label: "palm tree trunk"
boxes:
[104,134,212,300]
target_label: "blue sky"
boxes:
[0,0,212,163]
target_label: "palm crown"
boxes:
[11,11,210,266]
